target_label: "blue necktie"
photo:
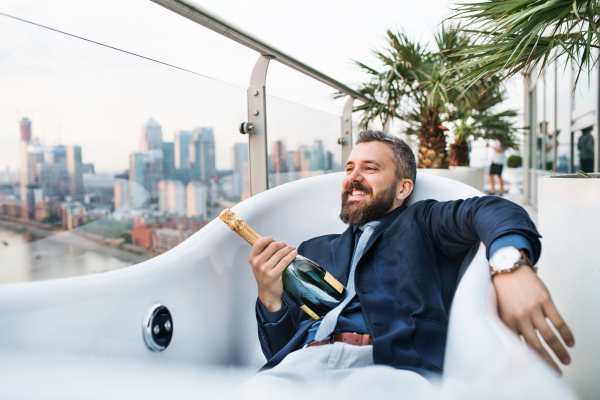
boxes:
[314,220,381,341]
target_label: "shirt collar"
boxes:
[351,204,406,233]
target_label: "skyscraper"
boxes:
[19,118,33,201]
[188,128,215,183]
[186,181,207,219]
[174,130,193,169]
[129,150,163,205]
[67,145,83,197]
[232,142,249,198]
[20,117,31,142]
[140,118,163,151]
[310,140,325,171]
[114,178,130,209]
[161,142,176,180]
[158,180,185,216]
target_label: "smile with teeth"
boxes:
[352,190,366,196]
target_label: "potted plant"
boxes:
[338,24,518,191]
[505,155,522,194]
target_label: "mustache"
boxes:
[343,182,373,197]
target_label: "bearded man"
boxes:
[241,130,573,394]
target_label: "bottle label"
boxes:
[324,272,344,294]
[300,305,320,320]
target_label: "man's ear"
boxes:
[396,179,414,203]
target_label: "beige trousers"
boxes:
[233,342,436,400]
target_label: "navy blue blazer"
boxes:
[255,196,541,375]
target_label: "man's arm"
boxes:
[417,196,574,373]
[249,237,299,359]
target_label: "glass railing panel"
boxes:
[0,0,259,89]
[0,14,248,283]
[266,95,342,188]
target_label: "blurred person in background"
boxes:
[487,139,506,196]
[578,128,594,173]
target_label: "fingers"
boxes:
[250,237,275,259]
[531,309,570,365]
[518,319,561,374]
[543,300,575,348]
[251,238,286,266]
[273,248,298,276]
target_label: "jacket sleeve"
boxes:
[254,242,306,360]
[414,196,541,263]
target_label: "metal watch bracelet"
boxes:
[490,259,537,277]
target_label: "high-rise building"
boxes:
[19,118,34,201]
[310,140,325,171]
[269,140,288,174]
[37,162,61,200]
[232,142,249,198]
[174,130,193,169]
[67,145,83,198]
[81,163,95,174]
[188,128,215,183]
[129,150,163,201]
[161,142,176,180]
[158,179,185,216]
[140,118,163,151]
[20,117,31,142]
[114,177,130,209]
[186,181,207,219]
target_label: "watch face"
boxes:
[490,246,521,271]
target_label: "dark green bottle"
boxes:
[220,209,347,319]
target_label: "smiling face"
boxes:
[340,141,413,226]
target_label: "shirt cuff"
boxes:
[489,233,536,263]
[256,297,290,326]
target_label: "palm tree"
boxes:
[448,81,520,166]
[449,0,600,89]
[345,24,518,168]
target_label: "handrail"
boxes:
[150,0,368,103]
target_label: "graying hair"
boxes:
[355,130,417,185]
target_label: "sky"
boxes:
[0,0,524,173]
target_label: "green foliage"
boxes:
[449,0,600,90]
[79,218,134,239]
[507,154,523,168]
[41,214,61,224]
[337,23,519,151]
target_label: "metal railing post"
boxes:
[340,97,354,165]
[247,55,270,195]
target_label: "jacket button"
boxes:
[334,329,341,334]
[259,329,268,344]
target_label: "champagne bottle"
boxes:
[219,209,346,320]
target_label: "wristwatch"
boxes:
[489,246,534,277]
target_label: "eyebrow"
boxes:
[363,159,382,168]
[345,160,382,168]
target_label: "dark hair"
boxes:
[355,130,417,184]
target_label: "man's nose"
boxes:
[348,168,364,182]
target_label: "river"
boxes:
[0,224,148,284]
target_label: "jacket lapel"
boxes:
[329,226,354,286]
[360,205,408,262]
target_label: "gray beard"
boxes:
[339,182,397,226]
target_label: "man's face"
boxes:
[340,141,402,226]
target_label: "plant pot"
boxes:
[538,174,600,400]
[418,167,484,192]
[505,167,522,195]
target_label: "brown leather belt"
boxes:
[306,332,372,348]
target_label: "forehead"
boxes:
[347,141,395,166]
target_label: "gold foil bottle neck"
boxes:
[300,304,320,320]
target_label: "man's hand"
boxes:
[249,237,298,313]
[493,260,575,373]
